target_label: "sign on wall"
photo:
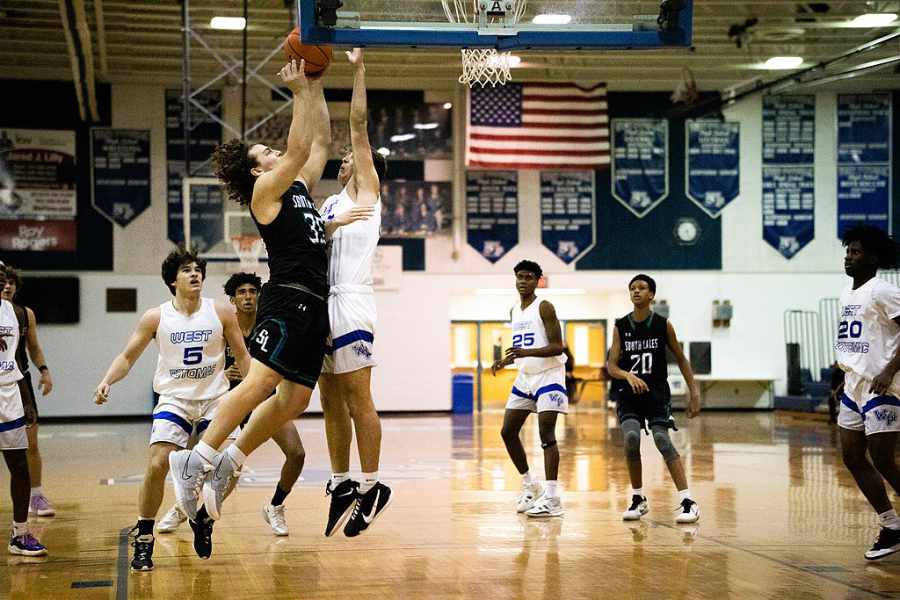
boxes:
[0,128,77,251]
[837,93,892,237]
[466,170,518,263]
[761,95,816,259]
[165,89,223,252]
[540,171,596,264]
[686,120,740,218]
[611,119,668,218]
[91,128,151,227]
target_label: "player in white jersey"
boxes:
[94,247,250,571]
[317,48,392,537]
[836,225,900,560]
[0,268,47,557]
[491,260,567,518]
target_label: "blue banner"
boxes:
[837,94,892,237]
[165,89,223,252]
[540,171,595,264]
[762,96,815,259]
[686,120,739,218]
[611,119,668,218]
[91,129,150,227]
[466,171,518,263]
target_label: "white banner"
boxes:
[0,129,77,220]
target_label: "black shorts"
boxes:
[18,372,37,426]
[249,283,330,389]
[614,381,674,430]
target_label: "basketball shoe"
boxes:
[525,494,564,518]
[130,535,154,571]
[263,504,289,537]
[622,495,649,521]
[516,481,543,513]
[190,515,214,560]
[168,449,212,520]
[29,494,55,517]
[157,505,187,533]
[201,452,240,521]
[675,498,700,524]
[324,479,359,537]
[865,527,900,560]
[344,482,392,537]
[8,533,47,557]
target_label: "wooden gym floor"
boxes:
[0,410,897,599]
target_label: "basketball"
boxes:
[283,27,331,78]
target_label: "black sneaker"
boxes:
[189,517,214,560]
[865,526,900,560]
[131,534,154,571]
[324,479,359,537]
[343,482,392,538]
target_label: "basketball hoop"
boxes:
[230,235,264,272]
[441,0,527,87]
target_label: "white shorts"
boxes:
[150,395,236,448]
[505,366,569,414]
[838,371,900,435]
[0,382,27,450]
[322,287,377,375]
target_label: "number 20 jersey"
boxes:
[510,300,565,374]
[837,277,900,382]
[153,298,229,401]
[614,312,669,389]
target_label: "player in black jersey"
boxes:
[606,274,701,524]
[169,59,373,554]
[157,273,305,537]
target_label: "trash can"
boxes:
[451,373,474,414]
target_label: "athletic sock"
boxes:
[194,441,220,465]
[522,471,534,485]
[271,485,290,507]
[225,444,247,469]
[11,521,27,538]
[632,487,643,498]
[137,518,154,537]
[678,488,692,502]
[29,487,42,499]
[544,480,559,498]
[331,472,350,486]
[359,472,378,493]
[879,509,900,530]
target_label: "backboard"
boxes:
[298,0,693,50]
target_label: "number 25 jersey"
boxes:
[837,277,900,382]
[510,300,565,374]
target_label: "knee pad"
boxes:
[541,439,557,449]
[623,429,641,461]
[651,427,679,462]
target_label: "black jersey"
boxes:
[252,180,327,296]
[615,311,669,388]
[224,332,252,389]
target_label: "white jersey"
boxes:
[153,298,229,401]
[510,299,565,374]
[0,300,22,385]
[319,187,381,287]
[836,276,900,383]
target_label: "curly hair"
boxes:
[842,225,900,269]
[212,139,258,206]
[223,272,262,297]
[161,246,207,295]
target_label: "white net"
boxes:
[441,0,527,87]
[230,235,264,273]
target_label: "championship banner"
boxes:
[837,94,892,236]
[466,170,518,263]
[0,128,77,220]
[761,96,815,259]
[165,89,223,252]
[611,119,668,218]
[91,129,151,227]
[686,120,739,218]
[540,171,595,264]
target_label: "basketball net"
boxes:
[230,235,264,273]
[441,0,527,87]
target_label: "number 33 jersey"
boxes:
[510,300,565,374]
[153,298,229,401]
[837,277,900,383]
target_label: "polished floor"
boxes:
[0,410,898,599]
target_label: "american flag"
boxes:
[466,82,609,170]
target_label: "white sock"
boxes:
[11,521,27,537]
[331,472,350,485]
[632,487,644,498]
[678,488,692,502]
[194,441,220,465]
[29,487,42,498]
[544,480,559,498]
[522,471,533,485]
[225,444,246,469]
[879,509,900,530]
[359,472,378,493]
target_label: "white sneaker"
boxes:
[525,494,564,518]
[168,449,212,521]
[622,495,649,521]
[262,504,289,537]
[675,498,700,524]
[515,482,543,513]
[157,505,187,533]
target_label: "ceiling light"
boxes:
[532,14,571,25]
[376,147,390,156]
[850,13,897,27]
[390,133,416,142]
[210,17,246,30]
[443,102,453,110]
[763,56,803,70]
[413,122,439,130]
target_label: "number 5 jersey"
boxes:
[837,277,900,385]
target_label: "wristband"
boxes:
[37,365,48,373]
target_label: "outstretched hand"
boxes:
[278,59,308,94]
[346,47,364,68]
[332,204,375,227]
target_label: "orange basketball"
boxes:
[283,27,331,78]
